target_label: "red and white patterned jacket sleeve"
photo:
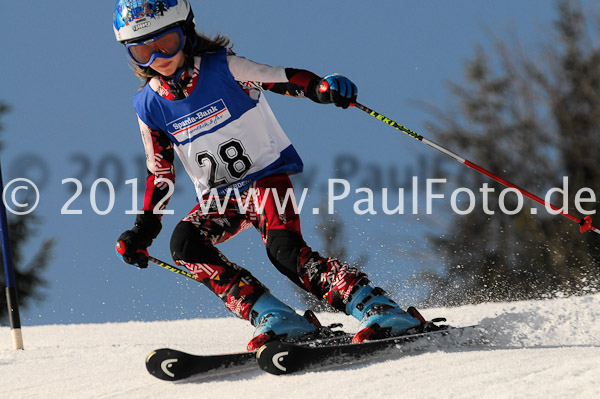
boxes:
[137,116,175,217]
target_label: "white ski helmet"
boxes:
[113,0,192,43]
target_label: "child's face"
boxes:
[149,50,185,77]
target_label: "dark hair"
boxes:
[132,30,232,85]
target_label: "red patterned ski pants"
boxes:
[169,174,368,320]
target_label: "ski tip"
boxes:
[145,350,158,364]
[145,348,174,366]
[145,348,188,381]
[256,341,303,376]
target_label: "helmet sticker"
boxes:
[114,0,182,31]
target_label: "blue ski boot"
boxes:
[347,285,423,343]
[247,292,320,350]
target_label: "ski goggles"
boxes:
[125,26,185,67]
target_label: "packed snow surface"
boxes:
[2,293,599,399]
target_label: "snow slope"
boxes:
[1,293,599,399]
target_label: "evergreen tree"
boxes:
[421,0,600,305]
[0,102,56,324]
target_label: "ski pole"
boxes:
[0,160,24,350]
[148,256,199,281]
[116,240,199,280]
[351,102,600,235]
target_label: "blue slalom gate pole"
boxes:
[0,160,24,349]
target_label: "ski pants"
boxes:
[169,174,367,320]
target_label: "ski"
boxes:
[145,348,257,381]
[256,325,482,375]
[145,330,353,381]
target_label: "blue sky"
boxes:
[2,1,583,326]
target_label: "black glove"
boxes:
[115,212,162,269]
[316,74,358,109]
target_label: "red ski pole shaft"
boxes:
[352,102,600,235]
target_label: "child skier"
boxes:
[113,0,422,349]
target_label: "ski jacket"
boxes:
[132,50,322,215]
